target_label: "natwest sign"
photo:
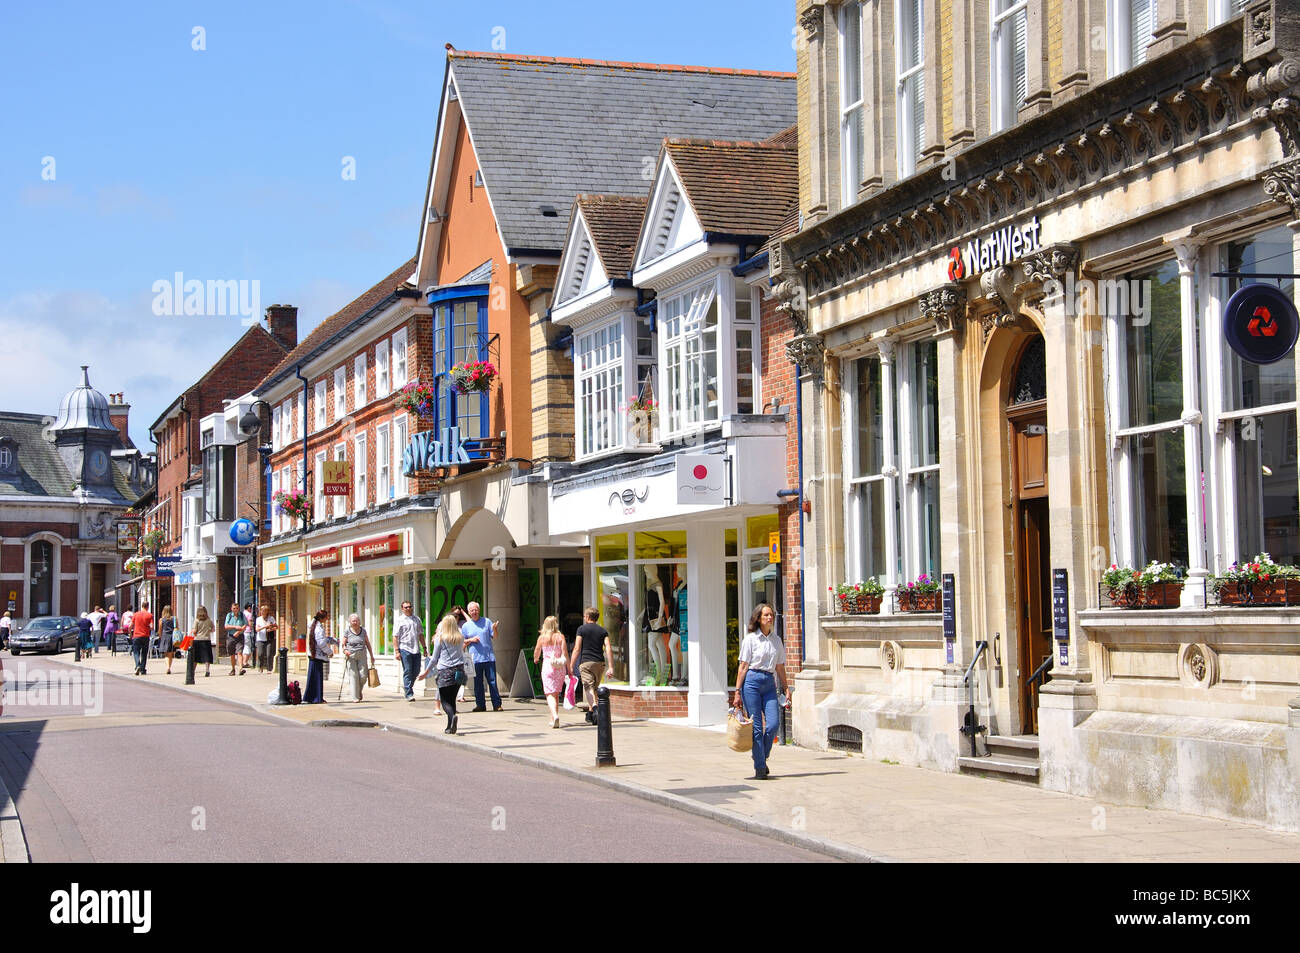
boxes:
[308,546,341,570]
[946,216,1041,281]
[352,533,402,562]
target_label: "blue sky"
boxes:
[1,0,797,448]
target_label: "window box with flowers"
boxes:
[273,488,311,526]
[831,579,885,614]
[1213,555,1300,607]
[1103,562,1184,608]
[900,574,941,612]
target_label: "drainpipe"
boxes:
[294,365,310,499]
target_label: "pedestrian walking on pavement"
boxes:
[76,612,93,658]
[340,614,374,703]
[256,605,277,673]
[159,605,176,674]
[241,604,254,672]
[417,615,467,734]
[461,601,501,712]
[570,607,613,726]
[224,603,245,674]
[451,605,469,705]
[731,603,791,781]
[129,602,153,676]
[394,598,426,702]
[104,605,118,655]
[89,605,106,654]
[533,615,570,728]
[304,609,336,704]
[0,610,11,651]
[189,606,215,677]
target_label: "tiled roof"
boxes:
[447,50,796,254]
[260,259,417,391]
[575,195,646,279]
[664,136,799,239]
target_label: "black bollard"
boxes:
[185,643,196,684]
[278,647,288,705]
[595,685,616,767]
[74,638,82,662]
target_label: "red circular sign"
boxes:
[693,464,708,480]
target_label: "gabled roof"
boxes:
[575,194,646,280]
[661,135,798,239]
[440,50,797,258]
[258,259,417,393]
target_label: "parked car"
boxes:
[7,616,81,655]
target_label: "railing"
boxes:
[1025,652,1053,730]
[961,639,989,757]
[1097,578,1205,609]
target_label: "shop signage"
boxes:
[352,533,402,562]
[946,216,1042,281]
[607,485,650,515]
[229,518,256,545]
[402,427,470,474]
[115,517,141,553]
[942,574,956,643]
[768,532,780,563]
[154,555,180,578]
[1052,569,1069,642]
[176,571,195,585]
[1222,283,1299,365]
[308,546,341,570]
[676,454,724,505]
[276,557,290,577]
[144,561,157,580]
[322,460,352,496]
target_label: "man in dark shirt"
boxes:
[569,607,613,725]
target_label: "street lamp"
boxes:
[237,399,283,699]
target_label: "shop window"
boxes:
[595,533,629,563]
[746,514,779,551]
[991,0,1028,133]
[634,530,687,561]
[725,527,738,557]
[596,564,629,682]
[839,1,864,208]
[896,0,925,179]
[844,339,941,588]
[725,560,740,685]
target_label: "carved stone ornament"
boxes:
[920,283,968,338]
[880,640,903,675]
[773,276,809,334]
[979,266,1018,328]
[1248,58,1300,157]
[1179,642,1218,688]
[1249,5,1271,49]
[799,3,825,42]
[786,333,826,374]
[1263,155,1300,214]
[1022,242,1081,288]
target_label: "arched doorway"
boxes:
[1005,334,1050,733]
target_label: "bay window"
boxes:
[662,281,720,435]
[577,322,624,456]
[432,296,489,440]
[844,338,941,594]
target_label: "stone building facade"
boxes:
[781,0,1300,829]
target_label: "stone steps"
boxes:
[958,734,1040,783]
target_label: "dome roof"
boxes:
[52,366,116,433]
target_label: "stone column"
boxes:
[489,557,522,692]
[686,523,727,726]
[1057,0,1092,100]
[801,2,830,219]
[948,0,976,147]
[1021,0,1053,118]
[1169,236,1208,607]
[919,0,946,169]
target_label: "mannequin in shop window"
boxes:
[642,569,671,685]
[668,564,687,687]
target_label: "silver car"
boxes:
[7,616,81,655]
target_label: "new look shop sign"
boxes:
[946,216,1042,281]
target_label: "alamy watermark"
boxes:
[152,272,261,326]
[1042,273,1153,326]
[1,662,104,715]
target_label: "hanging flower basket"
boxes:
[123,555,145,576]
[140,528,164,551]
[393,380,439,418]
[450,360,497,394]
[273,488,311,525]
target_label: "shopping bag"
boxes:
[726,707,753,753]
[563,675,577,710]
[179,634,194,651]
[367,667,380,689]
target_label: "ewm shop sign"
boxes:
[946,216,1042,281]
[1223,283,1299,365]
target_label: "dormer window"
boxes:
[0,438,16,476]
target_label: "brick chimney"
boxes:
[266,304,298,351]
[108,393,134,449]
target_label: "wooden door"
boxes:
[1009,405,1051,733]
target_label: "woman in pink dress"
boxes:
[532,616,570,729]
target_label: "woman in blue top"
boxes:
[417,615,467,734]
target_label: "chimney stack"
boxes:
[108,393,134,449]
[266,304,299,351]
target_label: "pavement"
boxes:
[11,647,1300,862]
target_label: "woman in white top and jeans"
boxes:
[731,603,791,780]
